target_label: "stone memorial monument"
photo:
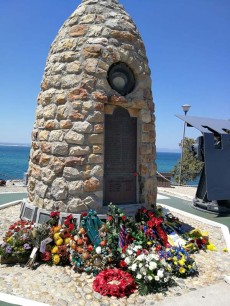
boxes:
[25,0,156,219]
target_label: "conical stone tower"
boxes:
[27,0,157,214]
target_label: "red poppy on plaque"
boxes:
[133,172,138,177]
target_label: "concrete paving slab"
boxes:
[155,281,229,306]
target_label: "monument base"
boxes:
[19,199,146,225]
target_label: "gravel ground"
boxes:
[0,186,229,306]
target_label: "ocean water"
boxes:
[0,145,182,181]
[0,145,30,180]
[156,152,180,173]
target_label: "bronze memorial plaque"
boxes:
[104,107,137,204]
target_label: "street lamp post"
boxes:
[178,104,191,185]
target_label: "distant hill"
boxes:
[0,142,30,147]
[0,142,180,152]
[157,148,180,153]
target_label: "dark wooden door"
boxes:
[104,107,137,205]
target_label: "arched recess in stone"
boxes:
[104,107,137,205]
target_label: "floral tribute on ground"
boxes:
[0,220,33,260]
[93,268,136,297]
[0,203,219,297]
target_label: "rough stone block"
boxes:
[93,145,103,154]
[84,58,98,73]
[83,101,93,110]
[65,131,85,145]
[88,25,103,37]
[69,110,85,121]
[92,91,108,102]
[65,156,85,166]
[68,181,84,195]
[49,130,64,142]
[55,39,76,52]
[35,182,48,199]
[88,154,103,164]
[63,167,81,180]
[86,111,104,124]
[31,150,41,164]
[83,45,102,58]
[30,165,41,179]
[55,94,66,105]
[88,134,103,144]
[61,74,81,89]
[34,195,44,209]
[51,178,68,200]
[94,124,103,133]
[44,120,59,130]
[39,154,51,167]
[67,198,86,213]
[60,51,77,62]
[39,130,50,141]
[72,121,93,133]
[60,120,73,129]
[141,109,151,123]
[41,142,52,154]
[79,13,95,24]
[69,145,90,156]
[90,165,103,178]
[50,157,65,174]
[41,168,56,185]
[83,196,101,212]
[36,105,44,119]
[66,62,81,74]
[69,24,88,37]
[52,142,69,156]
[68,88,88,101]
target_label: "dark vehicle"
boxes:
[0,179,6,186]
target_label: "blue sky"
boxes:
[0,0,229,150]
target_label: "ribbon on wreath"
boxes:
[147,216,171,248]
[81,210,103,247]
[118,225,127,249]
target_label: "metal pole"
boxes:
[178,104,190,185]
[178,121,186,185]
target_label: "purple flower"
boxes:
[23,243,31,250]
[1,242,6,247]
[5,246,12,254]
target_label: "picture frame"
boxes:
[35,208,51,225]
[19,200,25,217]
[20,202,38,222]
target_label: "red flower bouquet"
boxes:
[93,268,136,297]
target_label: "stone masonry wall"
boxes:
[27,0,157,213]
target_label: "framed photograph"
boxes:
[19,200,25,217]
[20,202,38,222]
[58,212,81,229]
[35,208,51,224]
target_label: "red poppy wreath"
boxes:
[92,268,136,298]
